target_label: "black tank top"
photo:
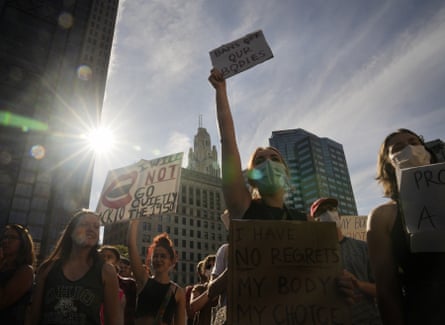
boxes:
[135,278,177,324]
[242,199,307,221]
[391,205,445,324]
[41,259,104,325]
[0,266,33,324]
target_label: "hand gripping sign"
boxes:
[209,30,274,79]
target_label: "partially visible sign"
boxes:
[209,30,273,78]
[340,216,367,241]
[96,152,183,224]
[228,220,350,325]
[399,162,445,252]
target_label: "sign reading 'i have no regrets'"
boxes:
[228,220,351,325]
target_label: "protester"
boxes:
[311,197,382,325]
[99,245,136,325]
[367,128,444,325]
[128,220,185,325]
[190,254,217,325]
[119,256,133,278]
[185,261,204,325]
[0,224,35,324]
[26,209,123,325]
[208,68,354,302]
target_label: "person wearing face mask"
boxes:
[208,68,356,307]
[208,68,306,222]
[367,128,444,325]
[311,198,382,325]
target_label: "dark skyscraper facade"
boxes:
[0,0,119,258]
[269,128,358,216]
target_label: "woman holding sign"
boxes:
[367,128,445,324]
[208,68,356,305]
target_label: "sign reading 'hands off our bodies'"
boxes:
[398,162,445,252]
[228,220,351,325]
[96,152,183,224]
[209,30,274,78]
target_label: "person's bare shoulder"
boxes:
[367,200,398,234]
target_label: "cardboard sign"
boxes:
[398,162,445,252]
[228,220,350,325]
[209,30,274,78]
[96,152,183,224]
[339,216,367,241]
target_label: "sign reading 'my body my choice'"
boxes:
[209,30,274,78]
[96,152,183,224]
[228,220,350,325]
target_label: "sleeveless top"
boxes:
[135,278,178,324]
[242,199,307,221]
[391,205,445,324]
[41,259,104,325]
[0,266,33,325]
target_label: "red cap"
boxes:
[310,197,338,218]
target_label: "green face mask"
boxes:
[248,160,289,195]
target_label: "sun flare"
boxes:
[87,127,115,154]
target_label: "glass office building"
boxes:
[0,0,119,258]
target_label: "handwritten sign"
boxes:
[399,162,445,252]
[209,30,274,78]
[340,216,367,241]
[96,152,183,224]
[228,220,350,325]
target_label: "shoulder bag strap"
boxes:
[154,282,176,324]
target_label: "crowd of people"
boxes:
[0,69,443,325]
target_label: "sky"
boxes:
[89,0,445,216]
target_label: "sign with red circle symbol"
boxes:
[96,152,183,224]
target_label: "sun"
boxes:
[87,127,115,154]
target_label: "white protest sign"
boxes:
[228,220,350,325]
[209,30,273,78]
[96,152,183,224]
[399,162,445,252]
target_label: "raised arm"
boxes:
[208,68,251,218]
[102,263,124,325]
[127,219,148,290]
[367,204,404,325]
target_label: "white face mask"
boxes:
[390,145,431,169]
[318,211,341,228]
[249,160,289,195]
